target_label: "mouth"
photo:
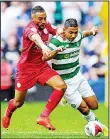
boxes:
[40,24,46,29]
[69,37,75,42]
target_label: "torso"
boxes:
[17,21,56,71]
[50,32,84,80]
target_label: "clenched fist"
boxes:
[91,26,98,36]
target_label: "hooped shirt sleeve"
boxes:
[48,37,61,50]
[79,31,84,40]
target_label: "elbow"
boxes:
[42,57,46,61]
[42,56,48,61]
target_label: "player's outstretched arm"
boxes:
[42,46,65,61]
[83,26,98,38]
[29,33,51,56]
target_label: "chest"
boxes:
[37,28,49,45]
[56,42,81,59]
[63,41,81,49]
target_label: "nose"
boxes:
[42,19,46,24]
[72,34,76,38]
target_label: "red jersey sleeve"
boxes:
[46,22,57,36]
[24,27,38,39]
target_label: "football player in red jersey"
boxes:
[2,5,67,130]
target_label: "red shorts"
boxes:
[15,65,58,91]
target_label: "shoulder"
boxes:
[23,21,38,37]
[46,21,57,29]
[48,36,63,50]
[46,21,57,35]
[50,35,63,45]
[24,21,38,33]
[72,31,84,42]
[78,31,84,39]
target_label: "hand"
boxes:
[91,26,98,36]
[42,45,51,56]
[56,46,66,52]
[56,27,65,39]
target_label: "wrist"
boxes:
[91,30,95,36]
[55,48,60,53]
[41,44,46,49]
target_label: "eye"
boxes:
[38,17,43,21]
[44,17,46,20]
[69,31,73,34]
[75,31,78,34]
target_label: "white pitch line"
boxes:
[2,131,83,135]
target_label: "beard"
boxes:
[38,24,46,30]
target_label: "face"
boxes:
[32,12,47,30]
[64,26,78,42]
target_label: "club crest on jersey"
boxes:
[71,104,76,108]
[43,28,48,34]
[64,54,70,59]
[31,27,37,32]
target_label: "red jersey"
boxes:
[17,21,57,71]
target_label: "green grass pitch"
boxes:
[1,102,108,138]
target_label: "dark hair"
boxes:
[64,18,78,27]
[32,5,45,14]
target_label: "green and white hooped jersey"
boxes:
[49,31,84,80]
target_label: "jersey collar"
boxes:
[64,32,81,43]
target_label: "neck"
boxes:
[61,33,66,41]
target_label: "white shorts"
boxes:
[64,71,95,109]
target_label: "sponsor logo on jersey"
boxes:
[64,51,79,59]
[17,82,21,88]
[70,51,79,57]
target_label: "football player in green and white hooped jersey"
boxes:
[42,18,108,136]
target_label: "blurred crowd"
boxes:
[1,2,106,100]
